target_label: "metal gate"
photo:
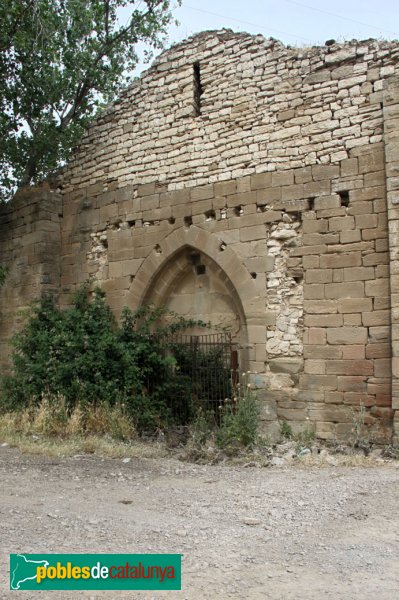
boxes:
[166,332,239,423]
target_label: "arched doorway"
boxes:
[142,246,244,338]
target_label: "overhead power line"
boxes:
[183,4,317,44]
[281,0,399,38]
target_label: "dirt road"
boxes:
[1,445,398,599]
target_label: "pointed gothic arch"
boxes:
[125,226,266,361]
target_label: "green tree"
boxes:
[0,0,178,199]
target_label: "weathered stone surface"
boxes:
[269,358,304,374]
[1,32,398,442]
[327,327,368,345]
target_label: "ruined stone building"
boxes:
[1,30,399,441]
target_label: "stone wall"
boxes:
[0,185,62,372]
[63,31,399,193]
[1,30,399,442]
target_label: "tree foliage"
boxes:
[0,0,177,199]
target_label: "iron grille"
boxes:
[166,332,239,423]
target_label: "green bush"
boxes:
[1,285,206,431]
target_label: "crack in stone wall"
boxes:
[266,217,303,357]
[88,231,108,280]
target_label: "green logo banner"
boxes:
[10,553,181,590]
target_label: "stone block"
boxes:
[328,241,374,254]
[327,327,368,345]
[214,180,237,196]
[358,150,385,173]
[245,256,275,273]
[277,110,295,122]
[365,279,390,297]
[304,359,326,374]
[303,180,331,197]
[329,216,355,232]
[302,219,328,234]
[271,171,294,187]
[363,253,388,267]
[325,360,373,376]
[343,313,362,326]
[315,421,337,441]
[362,228,387,241]
[340,230,362,244]
[304,345,342,360]
[305,269,333,284]
[374,358,391,378]
[247,325,266,344]
[337,298,372,313]
[292,391,323,403]
[240,225,265,242]
[303,233,339,246]
[343,267,375,281]
[302,255,320,269]
[367,382,391,395]
[311,165,340,180]
[276,407,308,421]
[256,187,281,203]
[269,358,304,374]
[340,158,358,177]
[303,300,337,314]
[350,186,385,202]
[342,345,365,360]
[317,207,347,219]
[355,214,378,230]
[190,185,214,201]
[291,244,328,257]
[320,252,361,268]
[343,393,375,406]
[137,182,156,197]
[294,167,313,183]
[314,195,341,210]
[255,343,267,362]
[108,262,123,278]
[250,172,272,190]
[366,343,390,359]
[325,282,364,299]
[258,397,278,422]
[121,259,144,277]
[299,374,337,390]
[304,314,343,327]
[362,310,390,326]
[307,328,327,344]
[281,184,305,201]
[337,376,367,392]
[369,326,390,343]
[308,405,351,423]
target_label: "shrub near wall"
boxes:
[0,286,205,431]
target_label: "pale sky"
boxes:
[129,0,399,75]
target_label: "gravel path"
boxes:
[1,446,398,599]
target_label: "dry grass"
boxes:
[0,396,396,466]
[0,397,168,460]
[294,452,388,469]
